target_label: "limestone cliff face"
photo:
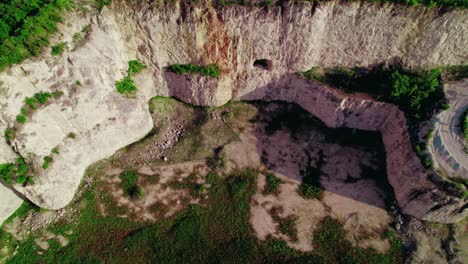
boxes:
[0,1,466,222]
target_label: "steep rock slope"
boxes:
[0,1,466,222]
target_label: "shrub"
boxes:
[76,80,81,86]
[462,109,468,143]
[42,156,53,170]
[16,114,27,124]
[67,132,76,139]
[97,0,112,11]
[52,147,60,154]
[263,173,282,195]
[115,76,137,95]
[51,42,66,55]
[298,183,322,199]
[72,32,82,42]
[25,97,38,110]
[128,60,146,75]
[34,92,52,104]
[0,163,15,185]
[120,170,143,199]
[303,65,444,122]
[168,63,220,78]
[4,129,14,140]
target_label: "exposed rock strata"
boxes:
[0,1,466,222]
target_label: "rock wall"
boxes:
[240,75,467,223]
[0,0,466,222]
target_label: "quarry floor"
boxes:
[1,98,466,263]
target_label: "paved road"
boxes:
[429,79,468,178]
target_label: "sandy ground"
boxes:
[250,173,391,253]
[429,79,468,178]
[0,185,23,225]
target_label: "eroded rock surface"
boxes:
[0,1,466,222]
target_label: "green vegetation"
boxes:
[1,202,38,227]
[0,0,70,71]
[128,60,146,75]
[462,109,468,143]
[115,76,137,95]
[4,129,14,141]
[120,170,143,199]
[67,132,76,139]
[42,156,53,170]
[51,42,65,55]
[313,217,403,264]
[52,147,60,154]
[298,156,323,199]
[270,207,298,241]
[115,60,146,96]
[16,114,26,124]
[3,167,403,263]
[442,65,468,81]
[96,0,112,11]
[0,158,33,186]
[169,173,205,198]
[168,63,220,78]
[263,173,282,195]
[302,65,446,121]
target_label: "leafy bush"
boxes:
[96,0,112,11]
[0,0,70,71]
[51,42,66,55]
[168,63,220,78]
[128,60,146,76]
[42,156,53,170]
[16,114,27,124]
[34,92,53,104]
[120,170,143,199]
[263,173,282,195]
[115,76,137,95]
[443,65,468,81]
[298,183,322,199]
[4,129,14,141]
[303,65,445,121]
[0,158,32,186]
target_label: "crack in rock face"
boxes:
[0,1,466,223]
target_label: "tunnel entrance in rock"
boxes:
[253,59,272,70]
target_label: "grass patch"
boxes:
[270,207,298,241]
[128,60,146,76]
[313,216,403,264]
[298,154,324,200]
[115,60,146,96]
[3,167,403,263]
[168,63,220,78]
[16,114,26,124]
[42,156,53,170]
[0,158,33,186]
[120,171,143,199]
[115,76,137,95]
[263,172,282,195]
[51,42,66,56]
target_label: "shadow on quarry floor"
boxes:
[107,96,395,213]
[251,101,393,209]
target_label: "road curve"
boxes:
[429,79,468,178]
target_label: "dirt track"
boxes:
[429,79,468,178]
